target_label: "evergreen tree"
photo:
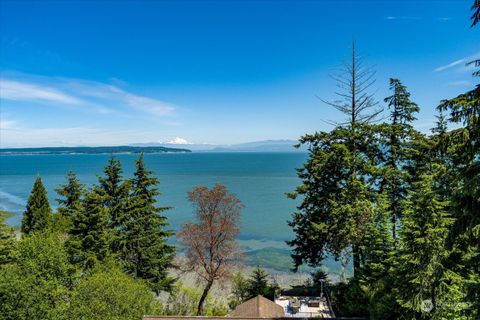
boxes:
[473,0,480,26]
[21,176,52,234]
[121,154,175,293]
[245,266,278,300]
[381,78,419,246]
[288,43,380,277]
[359,195,399,319]
[96,157,131,253]
[0,211,16,265]
[395,163,466,319]
[67,190,111,269]
[55,171,85,229]
[438,80,480,318]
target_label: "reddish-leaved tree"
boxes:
[177,184,243,315]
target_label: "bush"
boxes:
[165,282,228,316]
[64,263,163,320]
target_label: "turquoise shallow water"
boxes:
[0,152,306,251]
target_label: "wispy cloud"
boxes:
[384,16,421,21]
[0,79,80,104]
[434,59,466,72]
[0,72,177,117]
[109,86,175,116]
[434,52,480,73]
[0,119,17,130]
[0,118,159,147]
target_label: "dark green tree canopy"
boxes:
[0,211,16,265]
[56,171,84,220]
[67,190,111,269]
[21,176,52,234]
[121,154,175,293]
[96,157,131,229]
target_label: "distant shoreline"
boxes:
[0,146,192,155]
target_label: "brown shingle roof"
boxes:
[229,295,285,318]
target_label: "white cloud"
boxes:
[109,86,175,116]
[0,120,157,147]
[0,79,80,104]
[0,119,17,130]
[434,52,480,73]
[434,59,466,72]
[0,73,176,117]
[385,16,421,21]
[166,137,190,144]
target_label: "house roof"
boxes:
[229,295,285,318]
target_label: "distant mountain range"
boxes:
[0,146,191,155]
[133,139,306,152]
[0,140,307,155]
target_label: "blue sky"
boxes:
[0,0,479,147]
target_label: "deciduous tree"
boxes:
[177,184,243,315]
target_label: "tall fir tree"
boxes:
[381,78,419,246]
[288,43,380,277]
[359,194,399,319]
[245,266,277,301]
[67,190,111,269]
[0,211,16,265]
[96,157,131,253]
[121,154,175,294]
[55,171,85,229]
[438,9,480,310]
[395,163,466,319]
[21,176,52,234]
[437,72,480,319]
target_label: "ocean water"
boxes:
[0,152,306,252]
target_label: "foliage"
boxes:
[165,282,228,316]
[64,263,162,320]
[55,171,85,230]
[288,44,382,277]
[395,164,467,319]
[0,211,16,265]
[66,189,111,269]
[177,183,243,315]
[245,266,279,300]
[229,272,250,308]
[21,176,52,234]
[289,23,478,317]
[229,266,279,307]
[381,78,420,245]
[121,154,176,294]
[0,232,76,320]
[95,156,131,253]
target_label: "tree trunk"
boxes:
[352,245,361,278]
[197,279,214,316]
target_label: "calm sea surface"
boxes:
[0,152,306,251]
